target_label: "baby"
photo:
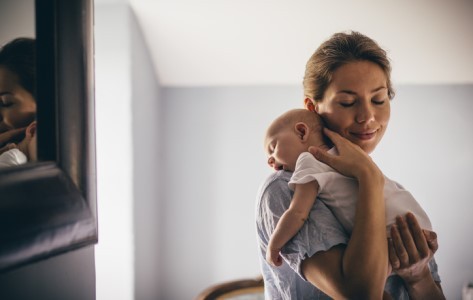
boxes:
[0,121,37,167]
[264,109,432,267]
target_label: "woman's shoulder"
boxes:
[257,171,291,195]
[256,171,292,208]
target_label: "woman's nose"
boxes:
[356,104,375,123]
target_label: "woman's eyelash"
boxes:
[340,102,355,107]
[0,94,13,106]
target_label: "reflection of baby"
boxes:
[0,121,37,168]
[264,109,432,267]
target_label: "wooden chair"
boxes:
[196,275,264,300]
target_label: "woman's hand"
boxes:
[0,128,25,155]
[308,128,383,182]
[388,213,445,299]
[388,213,437,282]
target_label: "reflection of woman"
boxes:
[0,38,37,158]
[256,31,445,299]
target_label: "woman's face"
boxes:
[0,66,36,133]
[312,60,390,154]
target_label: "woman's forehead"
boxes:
[330,61,387,90]
[0,67,19,91]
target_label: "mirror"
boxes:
[0,0,97,272]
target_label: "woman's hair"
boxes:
[0,37,36,97]
[303,31,394,101]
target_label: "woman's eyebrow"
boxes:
[336,86,387,95]
[336,90,356,95]
[371,86,387,93]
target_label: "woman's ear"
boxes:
[304,98,317,112]
[295,122,309,142]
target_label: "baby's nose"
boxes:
[267,156,275,168]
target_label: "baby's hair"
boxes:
[267,109,323,137]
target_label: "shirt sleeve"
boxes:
[289,152,336,191]
[256,171,349,282]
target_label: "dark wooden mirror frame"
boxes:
[0,0,97,272]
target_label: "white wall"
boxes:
[95,3,163,300]
[161,85,473,300]
[130,9,163,300]
[95,4,134,300]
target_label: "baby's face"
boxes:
[264,126,306,172]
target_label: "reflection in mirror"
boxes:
[0,0,36,169]
[0,39,37,168]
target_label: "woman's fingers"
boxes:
[390,225,409,267]
[396,215,422,264]
[0,128,25,144]
[423,230,438,254]
[406,213,430,258]
[322,128,347,149]
[308,146,334,166]
[388,238,400,269]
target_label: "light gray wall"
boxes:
[0,0,35,45]
[131,9,163,300]
[160,85,473,300]
[94,3,164,300]
[0,247,95,300]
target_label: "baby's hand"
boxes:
[266,248,283,267]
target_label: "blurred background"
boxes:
[2,0,472,299]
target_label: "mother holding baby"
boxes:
[0,38,37,165]
[256,31,445,299]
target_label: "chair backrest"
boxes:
[196,275,264,300]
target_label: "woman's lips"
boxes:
[351,130,377,140]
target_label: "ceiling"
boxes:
[120,0,472,86]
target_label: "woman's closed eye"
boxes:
[339,100,355,107]
[0,94,14,107]
[372,98,387,105]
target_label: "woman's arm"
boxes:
[389,213,445,299]
[302,128,389,299]
[0,128,25,154]
[266,181,319,266]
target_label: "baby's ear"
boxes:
[25,121,37,138]
[295,122,309,141]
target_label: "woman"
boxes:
[256,31,444,299]
[0,38,37,156]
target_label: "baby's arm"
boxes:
[266,180,319,266]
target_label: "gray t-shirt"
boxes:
[256,170,441,299]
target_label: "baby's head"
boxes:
[264,109,325,171]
